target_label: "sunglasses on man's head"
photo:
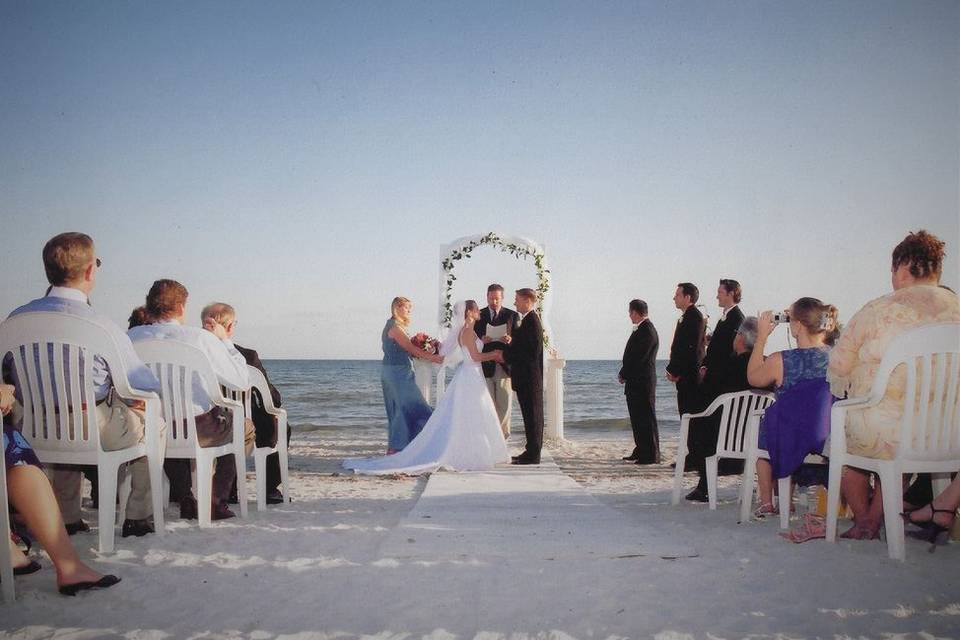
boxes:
[95,258,102,268]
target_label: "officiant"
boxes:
[474,284,519,439]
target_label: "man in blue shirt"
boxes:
[7,232,163,537]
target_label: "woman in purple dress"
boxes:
[747,298,840,517]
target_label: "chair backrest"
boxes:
[867,322,960,461]
[133,338,227,455]
[711,389,777,456]
[246,366,279,412]
[0,312,133,460]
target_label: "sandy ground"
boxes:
[2,429,958,639]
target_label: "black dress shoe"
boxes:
[211,502,236,521]
[685,487,709,502]
[265,489,285,505]
[511,456,541,465]
[622,455,640,461]
[13,560,42,576]
[179,496,198,520]
[58,574,121,596]
[121,518,155,538]
[64,520,90,536]
[635,458,660,465]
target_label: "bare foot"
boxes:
[839,522,881,540]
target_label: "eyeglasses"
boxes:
[719,278,738,287]
[95,258,102,268]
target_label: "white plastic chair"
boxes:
[133,339,248,526]
[1,460,14,602]
[826,321,960,560]
[740,404,827,529]
[226,365,290,511]
[673,390,776,509]
[0,312,166,553]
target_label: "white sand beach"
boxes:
[2,429,957,639]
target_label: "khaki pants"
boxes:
[51,398,165,522]
[486,367,513,439]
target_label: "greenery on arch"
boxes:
[440,232,551,346]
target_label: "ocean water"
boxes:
[264,359,681,440]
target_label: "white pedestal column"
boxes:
[544,356,566,441]
[412,360,436,406]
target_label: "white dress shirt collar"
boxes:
[47,286,88,304]
[721,304,739,322]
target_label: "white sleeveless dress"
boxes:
[344,337,510,475]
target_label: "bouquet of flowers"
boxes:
[411,332,441,354]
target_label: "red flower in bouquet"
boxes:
[411,332,441,354]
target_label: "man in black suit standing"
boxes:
[666,282,707,417]
[506,288,544,465]
[686,279,745,501]
[474,284,518,440]
[202,303,288,505]
[619,299,660,464]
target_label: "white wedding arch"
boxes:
[412,231,566,441]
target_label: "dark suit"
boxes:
[619,319,660,463]
[474,306,518,378]
[698,306,744,405]
[689,306,745,475]
[666,305,707,416]
[506,310,544,460]
[235,344,286,495]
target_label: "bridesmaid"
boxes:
[382,297,442,453]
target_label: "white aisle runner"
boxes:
[380,452,697,561]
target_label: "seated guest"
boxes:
[828,230,960,539]
[4,382,120,595]
[6,232,163,538]
[726,316,759,391]
[201,302,287,504]
[128,280,252,521]
[747,298,839,518]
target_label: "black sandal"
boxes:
[58,574,121,596]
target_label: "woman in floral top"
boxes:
[827,230,960,539]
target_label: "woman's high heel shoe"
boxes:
[901,503,956,552]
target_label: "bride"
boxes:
[344,300,511,475]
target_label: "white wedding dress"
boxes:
[344,335,510,475]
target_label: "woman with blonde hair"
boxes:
[380,297,443,454]
[748,297,840,519]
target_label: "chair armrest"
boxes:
[833,395,873,410]
[114,388,160,403]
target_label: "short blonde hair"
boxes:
[43,232,94,286]
[201,302,236,327]
[391,296,412,327]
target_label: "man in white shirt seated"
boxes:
[6,232,165,538]
[128,279,253,520]
[201,302,287,505]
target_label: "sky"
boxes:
[1,1,957,360]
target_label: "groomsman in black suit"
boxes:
[686,279,745,501]
[666,282,707,417]
[474,284,518,439]
[619,299,660,464]
[506,288,544,465]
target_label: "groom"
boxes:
[506,288,544,465]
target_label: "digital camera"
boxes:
[771,311,791,324]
